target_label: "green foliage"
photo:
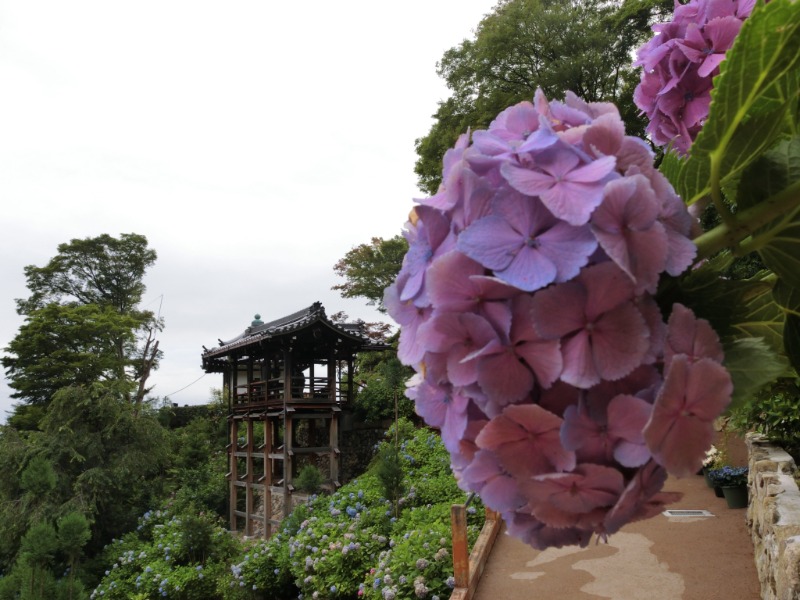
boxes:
[14,233,156,315]
[170,451,228,517]
[218,534,295,600]
[20,456,56,497]
[332,236,408,312]
[56,512,91,600]
[730,379,800,450]
[92,508,239,600]
[660,253,792,407]
[20,522,59,568]
[656,0,800,405]
[6,404,46,432]
[0,570,23,600]
[2,303,141,405]
[295,465,324,494]
[32,386,171,557]
[211,425,480,600]
[414,0,665,193]
[662,0,800,208]
[3,513,95,600]
[2,233,161,407]
[362,521,457,600]
[353,350,415,423]
[18,522,59,600]
[738,138,800,288]
[375,445,404,518]
[162,403,227,430]
[396,430,463,508]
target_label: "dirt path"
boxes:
[472,438,759,600]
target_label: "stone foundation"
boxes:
[747,433,800,600]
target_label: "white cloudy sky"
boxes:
[0,0,499,419]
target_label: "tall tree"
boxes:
[57,512,90,600]
[39,386,171,555]
[15,233,155,315]
[332,235,408,312]
[2,233,161,410]
[3,304,140,406]
[414,0,673,194]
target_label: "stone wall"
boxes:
[747,433,800,600]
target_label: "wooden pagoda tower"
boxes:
[201,302,385,538]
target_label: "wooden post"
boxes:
[229,419,239,532]
[247,359,254,403]
[347,357,354,404]
[263,417,272,538]
[328,350,336,401]
[329,413,339,485]
[245,419,254,536]
[451,504,469,589]
[284,416,293,513]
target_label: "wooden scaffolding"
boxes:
[201,302,385,538]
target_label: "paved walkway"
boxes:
[472,440,759,600]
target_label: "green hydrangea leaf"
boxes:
[773,279,800,317]
[731,274,786,356]
[738,138,800,288]
[663,255,784,353]
[784,313,800,372]
[723,336,789,409]
[666,0,800,206]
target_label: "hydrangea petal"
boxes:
[604,461,680,534]
[476,404,575,478]
[665,303,724,366]
[526,464,625,514]
[643,355,732,477]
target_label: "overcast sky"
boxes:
[0,0,500,420]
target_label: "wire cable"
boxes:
[165,372,208,397]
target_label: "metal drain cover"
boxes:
[662,509,714,518]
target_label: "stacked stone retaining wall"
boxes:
[747,433,800,600]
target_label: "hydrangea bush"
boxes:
[95,426,481,600]
[386,0,800,550]
[360,503,480,600]
[90,510,239,600]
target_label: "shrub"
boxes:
[94,424,486,600]
[295,465,324,495]
[218,533,295,600]
[730,379,800,453]
[91,509,238,600]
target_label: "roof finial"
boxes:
[252,314,264,326]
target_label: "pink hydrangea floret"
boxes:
[634,0,755,154]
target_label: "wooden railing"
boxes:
[449,497,501,600]
[232,376,343,408]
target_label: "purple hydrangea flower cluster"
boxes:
[634,0,755,154]
[385,90,733,549]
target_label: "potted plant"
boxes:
[701,446,722,486]
[708,466,749,508]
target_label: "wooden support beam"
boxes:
[263,415,273,538]
[229,419,239,532]
[329,413,339,485]
[245,419,254,537]
[283,347,292,519]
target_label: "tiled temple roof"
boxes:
[201,301,384,360]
